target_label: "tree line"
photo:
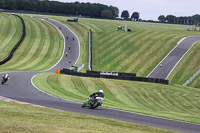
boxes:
[158,14,200,25]
[0,0,119,19]
[121,10,140,21]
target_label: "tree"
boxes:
[109,5,119,18]
[0,0,119,19]
[121,10,129,19]
[158,15,166,23]
[131,12,139,21]
[166,15,176,23]
[101,10,113,19]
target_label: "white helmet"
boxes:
[99,90,103,93]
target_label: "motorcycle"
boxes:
[1,77,8,84]
[82,96,101,109]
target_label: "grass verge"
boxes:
[0,15,63,72]
[0,13,23,61]
[0,101,177,133]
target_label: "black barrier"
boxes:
[0,14,26,65]
[61,69,168,85]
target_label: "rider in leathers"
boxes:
[2,74,9,81]
[90,90,104,105]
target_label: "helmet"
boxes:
[99,90,103,93]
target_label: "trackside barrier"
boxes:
[88,29,92,71]
[60,69,169,85]
[0,14,26,65]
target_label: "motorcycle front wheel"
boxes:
[81,103,85,108]
[90,101,99,109]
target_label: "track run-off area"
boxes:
[1,15,200,133]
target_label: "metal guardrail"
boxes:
[88,29,92,71]
[183,69,200,86]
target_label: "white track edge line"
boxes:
[165,40,198,79]
[146,37,186,78]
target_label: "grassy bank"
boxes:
[33,73,200,124]
[0,101,177,133]
[0,15,64,72]
[0,13,23,61]
[43,16,200,86]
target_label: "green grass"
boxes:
[42,16,200,83]
[0,13,23,61]
[0,101,177,133]
[33,73,200,124]
[0,15,64,72]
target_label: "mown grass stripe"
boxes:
[0,14,18,60]
[0,16,63,72]
[22,18,50,70]
[7,17,38,69]
[0,15,15,51]
[106,31,160,72]
[98,29,145,59]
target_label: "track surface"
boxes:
[147,37,200,79]
[1,17,200,133]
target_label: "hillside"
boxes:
[0,13,23,61]
[0,15,64,72]
[46,16,200,86]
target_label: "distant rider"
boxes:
[2,73,9,81]
[90,90,104,106]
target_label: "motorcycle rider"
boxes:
[89,90,104,106]
[2,73,9,81]
[2,73,9,84]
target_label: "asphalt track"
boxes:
[147,36,200,79]
[1,16,200,133]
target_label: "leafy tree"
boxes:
[131,12,139,21]
[166,15,176,23]
[109,5,119,18]
[158,15,166,22]
[121,10,129,19]
[101,10,113,19]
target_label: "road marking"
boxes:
[166,40,198,79]
[147,37,187,78]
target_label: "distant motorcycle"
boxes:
[1,74,9,84]
[82,96,101,109]
[1,77,8,84]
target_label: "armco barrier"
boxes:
[88,29,92,71]
[61,69,168,85]
[0,14,26,65]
